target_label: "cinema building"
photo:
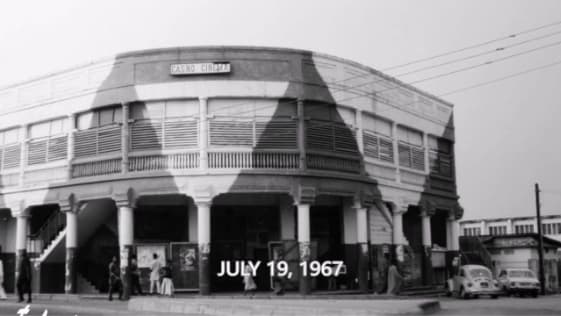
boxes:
[0,46,461,295]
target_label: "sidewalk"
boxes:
[128,296,441,315]
[1,293,441,316]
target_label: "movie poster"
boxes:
[170,242,199,290]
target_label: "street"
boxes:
[438,295,561,315]
[1,295,561,316]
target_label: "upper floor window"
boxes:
[74,106,123,158]
[130,100,199,151]
[0,127,22,171]
[362,114,394,163]
[208,99,297,149]
[397,126,424,171]
[27,118,68,165]
[77,106,122,130]
[305,104,358,154]
[428,136,454,177]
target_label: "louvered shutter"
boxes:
[209,119,253,146]
[398,144,411,168]
[363,130,379,159]
[255,119,297,149]
[163,119,198,149]
[74,129,97,158]
[411,146,425,171]
[131,120,163,151]
[379,137,394,162]
[98,125,121,154]
[306,120,333,151]
[333,123,358,154]
[47,135,68,162]
[27,139,48,165]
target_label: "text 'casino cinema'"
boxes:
[0,46,462,295]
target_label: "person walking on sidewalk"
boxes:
[108,256,123,301]
[0,246,7,300]
[149,253,162,295]
[386,258,403,295]
[130,257,143,295]
[242,262,257,295]
[16,252,32,303]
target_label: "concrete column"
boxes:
[506,219,513,235]
[355,202,369,293]
[197,201,211,295]
[280,196,295,240]
[391,202,408,245]
[392,123,401,182]
[121,103,130,174]
[420,208,434,286]
[447,213,460,251]
[199,97,208,171]
[64,206,78,294]
[423,132,430,174]
[297,99,306,170]
[15,212,29,288]
[67,113,77,180]
[188,202,198,242]
[421,211,432,247]
[297,203,311,294]
[480,220,486,236]
[118,205,134,300]
[19,125,28,186]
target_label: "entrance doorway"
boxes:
[210,205,280,292]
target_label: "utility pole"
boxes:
[535,183,546,295]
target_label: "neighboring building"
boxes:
[0,46,460,295]
[481,234,561,293]
[461,215,561,242]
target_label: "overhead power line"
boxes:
[382,19,561,71]
[395,28,561,77]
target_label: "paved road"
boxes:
[1,295,560,316]
[438,295,561,315]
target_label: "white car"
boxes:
[497,268,540,297]
[449,264,501,299]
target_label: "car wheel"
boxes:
[503,286,510,296]
[459,287,469,299]
[491,295,498,299]
[532,291,538,298]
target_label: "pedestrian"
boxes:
[108,256,123,301]
[0,246,7,300]
[149,253,162,295]
[159,260,174,297]
[386,258,403,295]
[130,257,143,295]
[16,251,32,303]
[242,262,257,295]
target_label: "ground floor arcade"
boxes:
[0,191,462,296]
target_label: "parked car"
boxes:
[497,268,540,297]
[448,264,501,299]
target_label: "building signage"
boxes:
[170,62,231,75]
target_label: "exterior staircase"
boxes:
[27,199,117,293]
[459,236,493,269]
[77,273,100,294]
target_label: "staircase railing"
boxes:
[459,236,493,269]
[27,210,67,257]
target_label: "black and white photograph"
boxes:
[0,1,560,315]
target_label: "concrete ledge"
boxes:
[128,297,441,315]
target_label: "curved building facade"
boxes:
[0,46,462,295]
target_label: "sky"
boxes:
[0,0,560,220]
